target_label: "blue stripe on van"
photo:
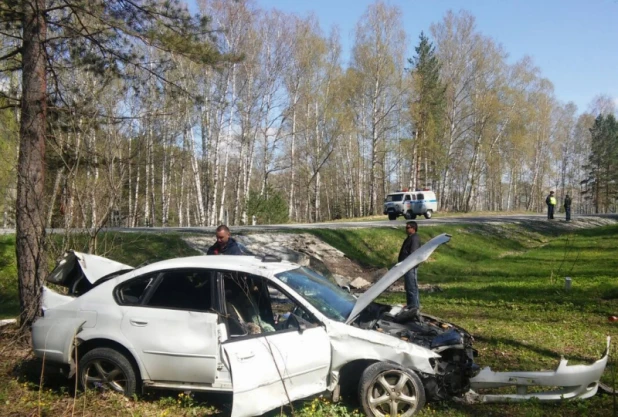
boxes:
[414,200,437,203]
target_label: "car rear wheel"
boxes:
[359,362,425,417]
[79,347,137,396]
[424,210,432,219]
[388,213,397,221]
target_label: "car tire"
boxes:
[404,211,412,220]
[79,347,138,396]
[424,210,432,219]
[388,213,397,221]
[359,362,425,417]
[409,213,417,220]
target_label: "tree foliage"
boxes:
[247,187,288,225]
[586,114,618,212]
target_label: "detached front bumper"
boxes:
[468,336,610,402]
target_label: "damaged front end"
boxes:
[344,233,610,406]
[355,303,479,401]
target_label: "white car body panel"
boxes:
[120,308,219,384]
[468,337,610,402]
[327,320,440,375]
[224,326,331,417]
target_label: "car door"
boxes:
[118,269,220,384]
[221,275,331,417]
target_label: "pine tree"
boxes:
[587,114,618,213]
[408,32,445,190]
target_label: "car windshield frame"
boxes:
[275,267,356,322]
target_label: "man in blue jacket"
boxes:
[207,225,245,255]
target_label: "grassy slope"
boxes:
[309,223,618,416]
[1,224,618,416]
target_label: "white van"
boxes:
[383,189,438,220]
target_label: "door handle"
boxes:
[236,352,255,361]
[129,319,148,327]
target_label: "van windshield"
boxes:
[386,194,403,202]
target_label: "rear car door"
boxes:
[118,269,220,384]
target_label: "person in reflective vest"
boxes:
[545,191,557,220]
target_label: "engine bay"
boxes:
[356,303,480,399]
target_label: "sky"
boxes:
[189,0,618,114]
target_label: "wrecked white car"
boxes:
[32,234,610,417]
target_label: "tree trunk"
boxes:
[16,0,48,330]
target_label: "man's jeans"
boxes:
[547,205,555,219]
[404,268,419,309]
[565,207,571,221]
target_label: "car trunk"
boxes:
[47,251,134,296]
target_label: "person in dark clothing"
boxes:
[545,191,556,220]
[398,221,421,309]
[207,225,245,255]
[564,194,572,221]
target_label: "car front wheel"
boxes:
[359,362,425,417]
[424,210,432,219]
[79,347,138,396]
[388,213,397,221]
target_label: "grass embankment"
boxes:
[1,224,618,416]
[310,223,618,416]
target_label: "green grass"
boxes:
[1,224,618,416]
[308,223,618,416]
[0,234,18,319]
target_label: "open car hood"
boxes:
[48,251,134,288]
[345,233,451,324]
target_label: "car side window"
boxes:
[116,274,157,305]
[223,273,318,338]
[145,270,213,312]
[404,194,411,201]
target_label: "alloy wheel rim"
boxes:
[82,359,127,393]
[367,370,418,417]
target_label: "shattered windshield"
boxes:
[275,267,356,322]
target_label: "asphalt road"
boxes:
[2,213,616,235]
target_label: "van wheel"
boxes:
[409,214,417,220]
[388,213,397,221]
[424,210,432,219]
[79,347,138,396]
[359,362,425,417]
[404,211,412,220]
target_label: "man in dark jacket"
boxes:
[398,221,421,309]
[207,225,245,255]
[546,191,557,220]
[564,194,572,221]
